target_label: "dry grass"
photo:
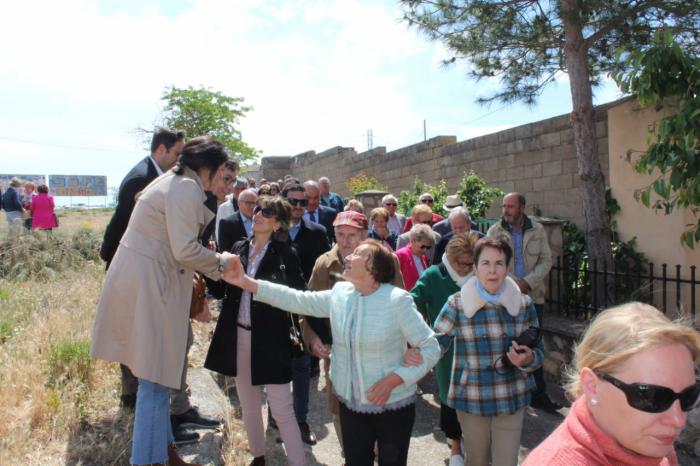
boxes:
[0,209,251,465]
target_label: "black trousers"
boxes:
[439,402,462,441]
[339,402,415,466]
[533,303,547,395]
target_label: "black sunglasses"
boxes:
[287,198,309,207]
[384,202,397,207]
[420,199,434,204]
[596,371,700,413]
[253,205,276,219]
[418,244,431,250]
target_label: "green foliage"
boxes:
[457,170,504,219]
[398,178,449,217]
[161,86,258,162]
[401,1,700,105]
[345,172,387,198]
[0,316,14,344]
[613,31,700,248]
[0,230,102,281]
[46,339,93,388]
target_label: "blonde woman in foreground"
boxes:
[523,302,700,466]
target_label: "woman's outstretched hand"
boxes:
[221,253,259,293]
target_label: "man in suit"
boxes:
[303,180,337,244]
[432,207,484,265]
[217,189,257,252]
[273,183,331,445]
[432,194,466,237]
[100,128,184,412]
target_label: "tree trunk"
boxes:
[561,0,613,305]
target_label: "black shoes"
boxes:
[298,421,317,445]
[530,393,563,413]
[249,456,265,466]
[172,421,200,445]
[171,406,222,429]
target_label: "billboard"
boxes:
[0,174,46,192]
[49,175,108,196]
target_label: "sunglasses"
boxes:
[420,220,434,226]
[418,244,432,250]
[258,190,271,195]
[253,205,276,219]
[596,371,700,413]
[287,198,309,207]
[420,199,434,204]
[384,202,397,207]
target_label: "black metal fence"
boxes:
[546,256,698,321]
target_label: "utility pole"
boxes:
[423,119,427,141]
[367,129,373,150]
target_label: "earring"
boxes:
[590,398,598,406]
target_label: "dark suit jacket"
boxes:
[307,205,337,244]
[100,157,159,267]
[205,239,306,385]
[217,211,249,254]
[290,218,331,283]
[432,228,485,265]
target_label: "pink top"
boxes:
[29,194,57,230]
[523,397,678,466]
[395,244,428,291]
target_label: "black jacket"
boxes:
[217,211,249,254]
[307,205,337,244]
[1,187,22,212]
[290,218,331,282]
[100,157,159,266]
[204,239,306,385]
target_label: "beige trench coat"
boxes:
[91,167,222,389]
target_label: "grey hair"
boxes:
[409,224,435,244]
[448,206,471,224]
[234,178,248,189]
[304,180,320,190]
[382,194,397,204]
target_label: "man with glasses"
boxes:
[272,183,331,445]
[218,189,257,253]
[380,194,405,234]
[401,193,445,233]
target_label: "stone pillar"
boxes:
[355,190,388,217]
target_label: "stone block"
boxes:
[596,120,608,137]
[562,158,579,175]
[542,160,563,177]
[515,123,533,140]
[539,132,562,148]
[532,177,552,192]
[514,179,533,192]
[524,164,543,178]
[551,173,573,190]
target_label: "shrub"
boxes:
[457,170,504,219]
[46,340,93,388]
[398,177,449,217]
[345,172,387,197]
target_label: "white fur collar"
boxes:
[460,275,523,318]
[442,254,470,287]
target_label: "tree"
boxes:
[160,86,258,162]
[401,0,700,278]
[614,31,700,248]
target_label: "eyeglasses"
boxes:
[287,198,309,207]
[384,202,397,207]
[258,190,271,195]
[253,205,276,219]
[595,371,700,413]
[455,260,474,269]
[418,244,432,250]
[420,199,434,205]
[420,220,434,226]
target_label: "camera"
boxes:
[500,326,541,369]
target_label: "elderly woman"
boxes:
[344,198,364,214]
[21,181,36,230]
[411,232,480,466]
[256,183,272,196]
[29,184,57,232]
[223,239,440,466]
[206,196,306,466]
[523,302,700,466]
[434,237,543,466]
[2,178,25,238]
[368,207,398,250]
[395,224,435,291]
[91,136,236,466]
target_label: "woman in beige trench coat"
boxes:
[91,136,236,466]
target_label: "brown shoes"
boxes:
[168,443,202,466]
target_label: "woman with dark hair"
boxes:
[205,196,307,466]
[91,136,237,466]
[223,238,440,466]
[433,236,543,466]
[29,184,57,232]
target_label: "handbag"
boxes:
[190,272,212,322]
[277,254,305,356]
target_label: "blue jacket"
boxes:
[255,280,440,406]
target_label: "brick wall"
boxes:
[260,102,616,226]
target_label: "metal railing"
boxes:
[546,256,697,321]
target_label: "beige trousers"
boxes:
[234,327,305,466]
[456,407,525,466]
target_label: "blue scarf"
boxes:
[475,279,506,304]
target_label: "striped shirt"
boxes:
[433,292,543,416]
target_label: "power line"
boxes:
[429,103,510,132]
[0,135,134,153]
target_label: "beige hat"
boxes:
[443,194,465,211]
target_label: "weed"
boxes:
[47,340,93,388]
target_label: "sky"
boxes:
[0,0,623,205]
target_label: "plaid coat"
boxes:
[434,277,543,416]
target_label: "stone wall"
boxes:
[260,101,616,226]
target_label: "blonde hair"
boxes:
[370,207,389,222]
[445,232,480,260]
[345,199,364,213]
[566,302,700,399]
[410,204,432,220]
[409,224,435,244]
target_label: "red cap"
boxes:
[332,210,368,230]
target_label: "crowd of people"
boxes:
[1,178,58,239]
[89,128,700,466]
